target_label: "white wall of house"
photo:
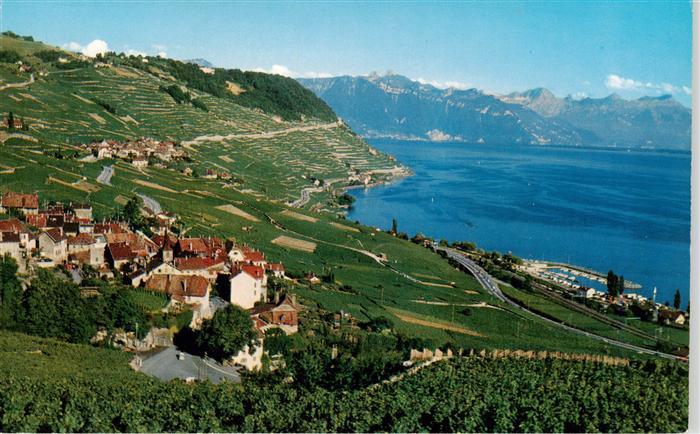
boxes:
[0,241,24,272]
[39,233,67,262]
[229,272,264,309]
[230,339,264,371]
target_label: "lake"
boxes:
[348,139,691,305]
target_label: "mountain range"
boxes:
[299,74,691,150]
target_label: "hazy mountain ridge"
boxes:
[300,75,691,149]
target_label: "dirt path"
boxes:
[387,308,483,337]
[181,121,342,147]
[0,74,34,91]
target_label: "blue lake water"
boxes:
[348,140,691,305]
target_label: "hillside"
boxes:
[299,74,691,149]
[0,32,686,360]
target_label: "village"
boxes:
[0,189,302,375]
[81,137,189,168]
[517,259,687,327]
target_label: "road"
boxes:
[96,165,113,185]
[434,245,684,361]
[0,74,34,91]
[289,186,324,208]
[182,121,342,147]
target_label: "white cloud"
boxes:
[682,86,691,95]
[157,51,168,58]
[571,92,588,100]
[82,39,110,57]
[61,39,109,57]
[62,41,83,52]
[605,74,688,96]
[415,77,471,90]
[152,44,167,51]
[250,64,334,79]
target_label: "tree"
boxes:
[673,289,681,310]
[121,196,142,225]
[6,112,14,130]
[22,269,96,343]
[391,218,398,235]
[0,254,23,329]
[197,305,258,362]
[606,270,619,298]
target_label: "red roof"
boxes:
[177,238,211,255]
[243,250,265,263]
[232,264,265,280]
[145,274,209,299]
[26,214,47,228]
[265,262,285,272]
[108,243,136,261]
[1,192,38,209]
[44,228,66,243]
[174,256,224,271]
[0,218,25,233]
[67,233,95,245]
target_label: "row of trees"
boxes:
[0,255,147,343]
[606,270,626,298]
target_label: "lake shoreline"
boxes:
[347,139,690,304]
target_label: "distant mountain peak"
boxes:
[298,73,691,150]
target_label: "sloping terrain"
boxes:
[0,33,664,355]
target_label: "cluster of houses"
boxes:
[2,114,24,130]
[83,138,188,168]
[523,263,687,327]
[1,190,301,369]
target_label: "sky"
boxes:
[2,1,693,105]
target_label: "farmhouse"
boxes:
[228,264,266,309]
[659,310,686,326]
[0,232,24,270]
[38,228,67,262]
[145,274,211,306]
[0,192,39,215]
[107,242,138,270]
[264,262,285,278]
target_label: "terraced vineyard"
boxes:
[0,34,675,356]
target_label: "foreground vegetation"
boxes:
[0,330,687,432]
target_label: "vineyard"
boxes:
[0,330,688,432]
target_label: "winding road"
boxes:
[434,245,684,361]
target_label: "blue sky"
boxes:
[2,1,692,105]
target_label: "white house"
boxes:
[39,229,67,262]
[0,232,24,271]
[230,339,264,371]
[229,265,266,309]
[576,287,596,299]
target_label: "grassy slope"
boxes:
[0,35,656,358]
